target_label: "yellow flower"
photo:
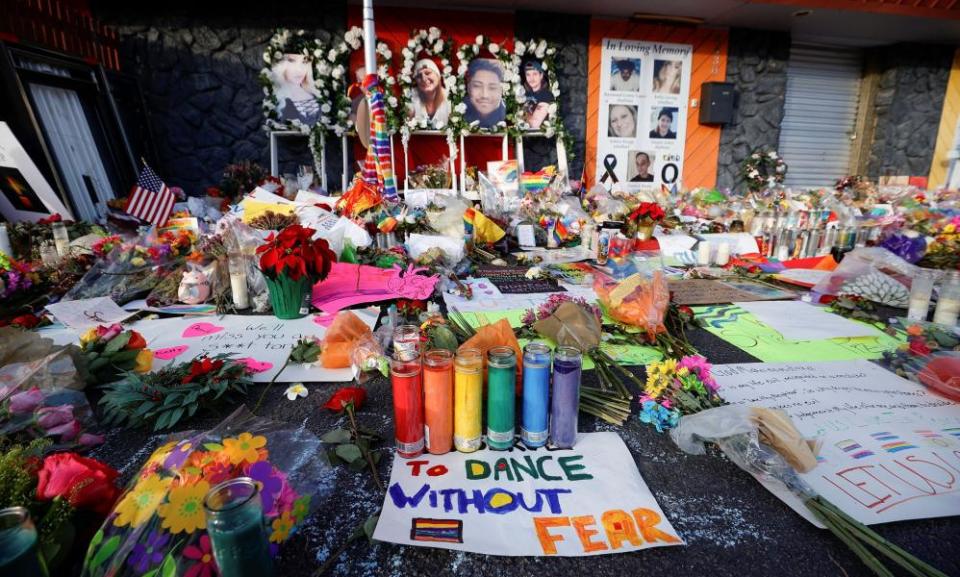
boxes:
[269,511,294,543]
[157,480,210,534]
[130,256,146,267]
[945,223,956,234]
[222,432,268,465]
[80,328,99,346]
[134,349,154,373]
[113,475,172,528]
[644,359,677,399]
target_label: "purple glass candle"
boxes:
[549,346,581,448]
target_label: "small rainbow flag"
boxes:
[915,430,942,439]
[881,441,917,453]
[871,432,898,442]
[835,439,874,459]
[944,427,960,439]
[411,518,463,543]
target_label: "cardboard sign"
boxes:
[668,279,795,305]
[374,432,682,556]
[0,122,73,221]
[714,360,960,526]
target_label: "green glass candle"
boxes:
[486,346,516,450]
[204,477,275,577]
[0,507,46,577]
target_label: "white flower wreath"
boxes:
[448,34,516,136]
[511,39,564,139]
[740,148,787,193]
[259,29,328,135]
[329,26,400,136]
[398,27,455,142]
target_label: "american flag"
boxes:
[125,163,174,226]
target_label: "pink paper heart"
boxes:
[182,322,224,338]
[154,345,188,360]
[237,357,273,374]
[312,314,335,328]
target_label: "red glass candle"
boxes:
[390,352,425,458]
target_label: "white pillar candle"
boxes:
[228,254,250,309]
[933,272,960,326]
[715,243,730,266]
[52,222,70,257]
[907,270,936,322]
[0,224,11,256]
[697,241,712,266]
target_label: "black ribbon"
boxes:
[599,154,619,184]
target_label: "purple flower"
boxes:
[46,419,81,442]
[880,233,927,264]
[127,530,170,573]
[36,405,74,428]
[162,440,194,470]
[8,388,43,414]
[245,461,285,516]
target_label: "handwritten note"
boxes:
[374,432,682,556]
[714,360,960,525]
[668,279,795,305]
[45,297,136,332]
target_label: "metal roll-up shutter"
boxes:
[778,43,863,189]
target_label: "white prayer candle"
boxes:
[906,270,936,322]
[0,224,11,256]
[230,272,249,309]
[933,271,960,326]
[715,243,730,266]
[697,241,711,265]
[52,222,70,257]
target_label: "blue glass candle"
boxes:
[204,477,275,577]
[0,507,46,577]
[521,343,551,448]
[550,346,582,448]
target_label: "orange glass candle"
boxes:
[423,349,454,455]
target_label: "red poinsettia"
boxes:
[256,224,337,282]
[628,202,666,225]
[324,387,366,412]
[182,356,226,384]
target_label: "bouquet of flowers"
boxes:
[917,216,960,271]
[218,160,269,201]
[878,321,960,401]
[82,407,329,577]
[639,355,725,432]
[78,324,153,386]
[1,440,121,572]
[256,224,337,319]
[99,354,253,431]
[7,215,103,261]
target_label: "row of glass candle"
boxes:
[750,211,879,261]
[391,329,582,457]
[908,269,960,326]
[0,479,278,577]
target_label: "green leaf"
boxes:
[348,457,368,471]
[142,570,158,577]
[89,535,121,570]
[103,332,132,355]
[168,407,185,428]
[83,529,103,566]
[363,513,380,543]
[336,443,363,463]
[321,428,352,444]
[160,552,177,577]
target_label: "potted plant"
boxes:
[626,202,665,241]
[256,224,336,319]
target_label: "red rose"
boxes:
[125,331,146,350]
[324,387,366,412]
[10,314,40,329]
[35,453,121,515]
[909,339,932,357]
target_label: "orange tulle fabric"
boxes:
[321,311,373,369]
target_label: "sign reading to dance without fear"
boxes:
[374,432,682,556]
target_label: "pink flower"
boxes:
[78,433,105,447]
[46,419,81,442]
[36,405,74,428]
[678,355,719,392]
[8,388,43,414]
[183,534,217,577]
[96,324,123,342]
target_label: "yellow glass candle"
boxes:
[454,348,482,452]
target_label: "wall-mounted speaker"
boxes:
[699,82,736,125]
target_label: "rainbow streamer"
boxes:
[362,74,397,201]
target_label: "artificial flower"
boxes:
[113,474,173,528]
[909,339,932,356]
[269,511,295,543]
[324,387,366,412]
[183,534,217,577]
[246,460,285,516]
[158,480,210,534]
[222,432,268,465]
[35,452,121,515]
[126,530,170,573]
[182,357,226,384]
[284,383,308,400]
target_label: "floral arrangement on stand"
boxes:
[638,356,725,432]
[398,27,455,141]
[339,26,400,134]
[1,440,121,573]
[98,355,253,431]
[79,324,153,386]
[256,224,337,319]
[82,409,325,577]
[259,29,327,135]
[740,148,787,195]
[510,39,563,137]
[449,34,516,136]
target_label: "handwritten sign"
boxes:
[713,360,960,525]
[46,297,136,332]
[668,279,795,305]
[131,310,378,383]
[373,432,682,556]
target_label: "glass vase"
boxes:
[0,507,46,577]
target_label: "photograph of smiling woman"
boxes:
[409,58,451,128]
[273,53,321,126]
[464,59,506,130]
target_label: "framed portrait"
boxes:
[609,58,641,92]
[271,53,322,127]
[464,58,507,131]
[519,57,553,130]
[608,103,638,139]
[260,30,327,134]
[512,39,563,137]
[649,106,679,140]
[652,59,683,95]
[627,150,656,183]
[400,28,454,133]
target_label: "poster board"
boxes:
[714,360,960,526]
[374,432,682,555]
[0,122,73,221]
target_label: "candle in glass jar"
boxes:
[52,222,70,257]
[391,352,425,458]
[204,478,274,577]
[228,254,250,309]
[0,224,12,257]
[521,343,551,448]
[392,324,421,361]
[423,349,454,455]
[697,241,712,265]
[486,346,516,450]
[0,507,44,577]
[550,347,581,449]
[933,271,960,326]
[907,269,937,322]
[454,348,483,452]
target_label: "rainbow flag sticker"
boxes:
[835,439,874,459]
[871,432,898,442]
[411,518,463,543]
[881,441,917,453]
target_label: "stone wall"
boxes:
[716,28,791,192]
[866,43,954,179]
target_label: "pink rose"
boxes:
[8,388,43,414]
[78,433,105,447]
[36,405,74,429]
[97,324,123,342]
[46,419,81,442]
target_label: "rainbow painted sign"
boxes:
[374,432,683,556]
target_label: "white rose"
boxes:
[547,47,556,56]
[515,94,525,103]
[387,77,396,86]
[443,65,452,74]
[552,88,560,97]
[444,76,456,89]
[472,44,479,54]
[383,48,393,60]
[433,40,443,53]
[548,103,558,114]
[328,49,337,61]
[378,64,389,77]
[273,50,282,60]
[537,40,546,53]
[455,102,467,113]
[768,151,778,159]
[751,153,760,159]
[475,35,483,45]
[535,47,545,59]
[516,42,526,55]
[402,47,411,59]
[332,66,343,79]
[314,48,322,58]
[321,103,331,113]
[458,63,468,75]
[489,43,500,54]
[545,127,556,138]
[429,27,440,39]
[407,39,416,49]
[263,52,271,63]
[525,266,542,279]
[400,74,411,84]
[388,96,398,107]
[749,170,760,178]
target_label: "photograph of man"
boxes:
[521,59,553,130]
[272,53,321,126]
[649,107,678,139]
[464,59,506,130]
[652,59,682,94]
[408,58,451,128]
[610,59,641,92]
[629,151,655,182]
[608,104,638,138]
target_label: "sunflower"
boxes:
[644,358,677,399]
[157,480,210,534]
[222,432,268,465]
[269,511,294,543]
[113,475,172,528]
